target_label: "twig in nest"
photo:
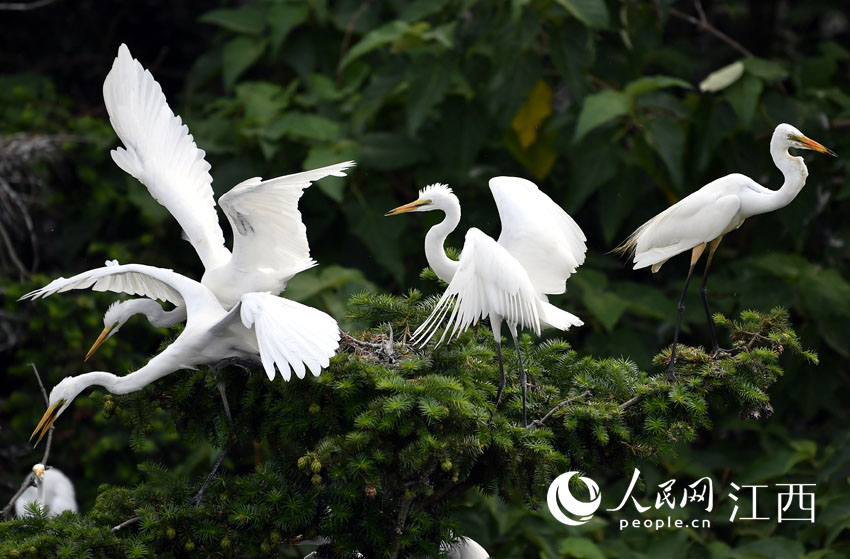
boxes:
[527,390,591,429]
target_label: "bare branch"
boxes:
[668,2,753,58]
[527,390,591,430]
[112,516,140,532]
[1,473,35,518]
[30,363,54,465]
[620,394,644,411]
[0,0,60,10]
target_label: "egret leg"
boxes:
[512,333,529,428]
[699,237,729,357]
[493,341,507,408]
[668,244,706,380]
[187,446,229,508]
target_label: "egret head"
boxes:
[774,123,836,156]
[384,183,455,216]
[30,377,85,446]
[85,300,132,361]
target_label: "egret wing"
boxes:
[20,262,220,320]
[219,161,355,280]
[412,228,541,346]
[103,44,230,271]
[238,292,340,381]
[489,176,586,295]
[630,192,742,271]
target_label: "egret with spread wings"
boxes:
[386,178,586,426]
[23,262,340,444]
[615,123,835,377]
[89,44,353,355]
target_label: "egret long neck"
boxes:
[424,197,461,283]
[74,352,179,396]
[756,138,809,214]
[124,298,186,328]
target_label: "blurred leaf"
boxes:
[199,6,266,34]
[554,0,610,29]
[742,57,788,81]
[304,142,359,202]
[624,75,691,98]
[582,290,628,332]
[511,80,553,149]
[265,112,341,142]
[648,114,685,190]
[340,21,410,69]
[267,3,310,56]
[574,90,628,141]
[561,537,606,559]
[222,37,267,89]
[699,61,744,92]
[730,537,805,559]
[724,74,763,127]
[358,133,427,170]
[284,265,371,302]
[504,127,558,180]
[407,57,454,135]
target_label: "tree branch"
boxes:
[527,390,591,430]
[668,1,753,58]
[0,0,60,11]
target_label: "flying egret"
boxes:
[615,123,835,376]
[385,178,585,426]
[14,464,78,517]
[23,262,340,444]
[90,44,353,354]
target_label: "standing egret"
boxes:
[90,44,353,354]
[14,464,78,517]
[23,262,340,444]
[615,123,835,376]
[386,178,585,426]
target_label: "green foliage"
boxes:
[0,297,807,557]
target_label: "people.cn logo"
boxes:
[547,472,602,526]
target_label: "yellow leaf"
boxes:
[511,80,553,149]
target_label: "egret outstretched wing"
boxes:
[238,292,340,381]
[489,176,586,295]
[219,161,354,278]
[103,44,229,271]
[413,228,541,346]
[20,262,219,320]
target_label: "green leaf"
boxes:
[222,37,267,90]
[623,75,691,99]
[406,58,454,135]
[265,112,341,142]
[699,61,744,92]
[358,133,426,170]
[561,537,606,559]
[340,21,410,69]
[511,80,553,148]
[582,290,628,332]
[267,3,310,55]
[731,537,805,559]
[724,74,763,127]
[199,6,266,34]
[742,57,788,81]
[554,0,610,29]
[574,90,628,141]
[648,114,685,190]
[343,194,407,284]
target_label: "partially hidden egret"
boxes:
[386,178,586,426]
[14,464,78,517]
[23,262,340,444]
[615,123,835,376]
[92,44,353,355]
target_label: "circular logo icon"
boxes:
[547,471,602,526]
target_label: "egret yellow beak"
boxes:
[796,135,837,156]
[30,400,64,447]
[385,200,428,216]
[85,323,116,361]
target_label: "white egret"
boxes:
[386,178,585,426]
[91,44,353,354]
[14,464,78,517]
[23,262,340,444]
[615,123,835,376]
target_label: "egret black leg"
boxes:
[187,446,229,507]
[699,238,729,357]
[668,244,706,380]
[513,335,528,428]
[494,341,507,408]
